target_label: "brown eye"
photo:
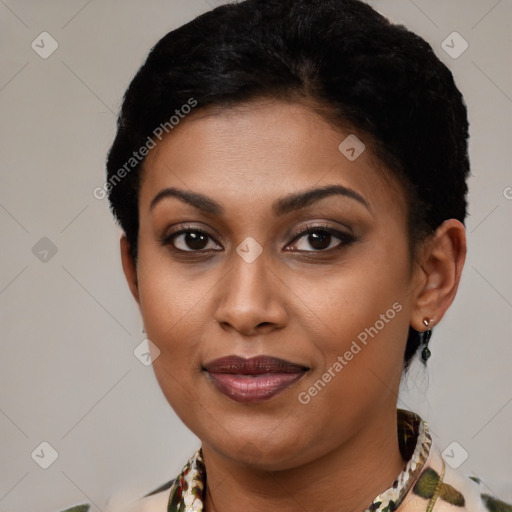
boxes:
[162,228,222,252]
[288,225,355,253]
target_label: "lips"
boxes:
[203,355,309,403]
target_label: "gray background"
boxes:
[0,1,511,511]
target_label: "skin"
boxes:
[120,99,466,512]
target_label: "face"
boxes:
[129,99,421,470]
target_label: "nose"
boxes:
[212,248,288,336]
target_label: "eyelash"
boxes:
[287,224,356,253]
[159,223,356,256]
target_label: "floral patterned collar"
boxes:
[167,408,432,512]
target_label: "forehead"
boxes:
[138,99,406,221]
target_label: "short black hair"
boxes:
[106,0,470,373]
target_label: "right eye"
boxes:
[161,226,223,253]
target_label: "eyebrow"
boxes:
[149,184,371,216]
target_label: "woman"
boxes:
[60,0,511,511]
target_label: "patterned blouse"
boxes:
[59,409,511,512]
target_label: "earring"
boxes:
[421,318,432,361]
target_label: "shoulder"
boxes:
[401,439,512,512]
[54,507,91,512]
[55,480,175,512]
[103,479,175,512]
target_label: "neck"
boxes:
[203,407,405,512]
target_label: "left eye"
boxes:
[287,226,354,252]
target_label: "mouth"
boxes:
[203,355,309,403]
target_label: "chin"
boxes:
[201,427,320,471]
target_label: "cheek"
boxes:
[137,269,207,418]
[293,271,409,438]
[136,235,204,334]
[138,275,205,360]
[135,249,208,379]
[302,243,411,378]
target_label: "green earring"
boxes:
[421,319,432,361]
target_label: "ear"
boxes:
[120,234,140,304]
[410,219,467,331]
